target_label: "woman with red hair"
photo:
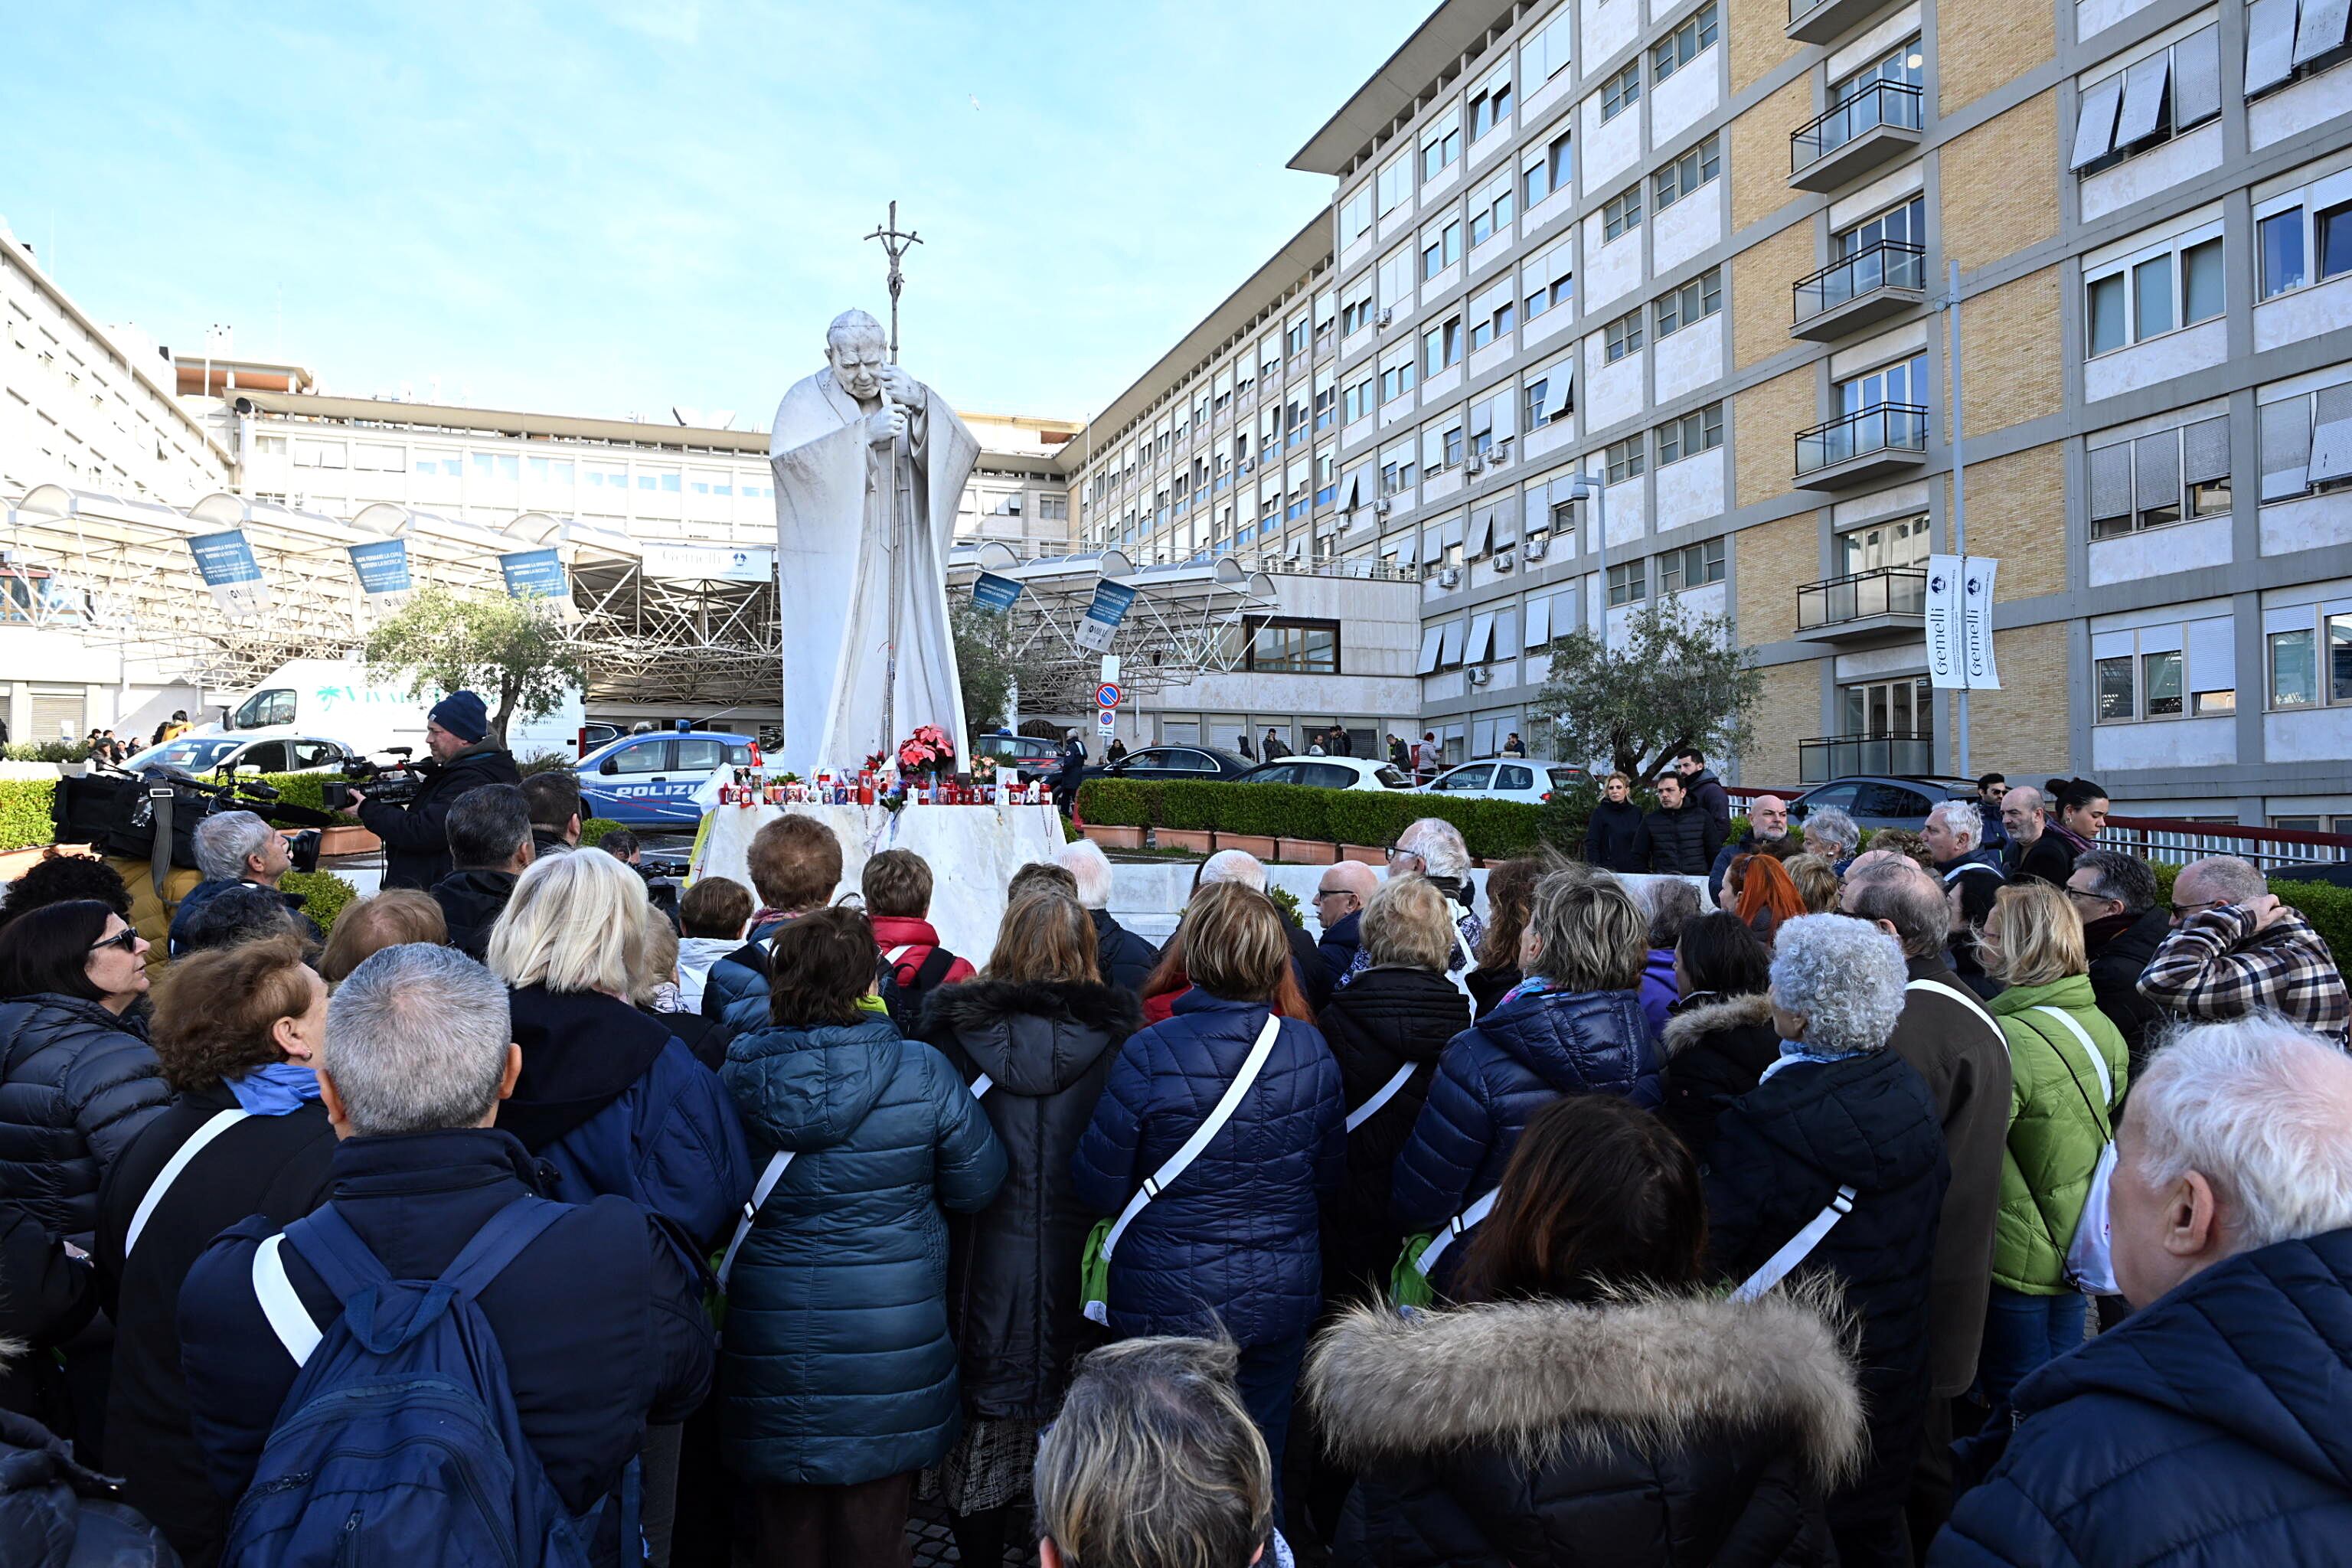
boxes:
[1730,853,1807,947]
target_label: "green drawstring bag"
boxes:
[1390,1233,1438,1312]
[1080,1218,1115,1325]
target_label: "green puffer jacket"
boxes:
[1988,975,2130,1295]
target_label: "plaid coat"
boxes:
[2136,906,2350,1044]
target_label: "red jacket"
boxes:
[871,915,976,988]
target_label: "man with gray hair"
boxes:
[430,782,535,961]
[176,942,715,1553]
[1057,838,1161,996]
[1842,859,2012,1550]
[1034,1336,1276,1568]
[1936,1017,2352,1563]
[168,808,318,956]
[2138,854,2350,1044]
[1922,800,2005,887]
[1388,818,1485,980]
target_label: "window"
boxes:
[1285,314,1310,358]
[1838,194,1926,258]
[1470,73,1514,140]
[1524,368,1572,429]
[1604,309,1645,362]
[1654,270,1723,337]
[293,439,348,469]
[1524,128,1573,209]
[1380,348,1419,402]
[1521,10,1572,84]
[2259,382,2352,501]
[2247,0,2352,99]
[1341,185,1374,246]
[1378,152,1413,215]
[2096,619,2237,720]
[2259,196,2352,300]
[1601,60,1642,120]
[1602,185,1642,241]
[1838,351,1929,413]
[1377,243,1416,310]
[1259,335,1282,378]
[1315,379,1336,430]
[1608,558,1647,605]
[1655,403,1723,464]
[1839,514,1930,573]
[1344,374,1376,423]
[1469,175,1516,248]
[1421,108,1462,181]
[1379,436,1419,495]
[475,452,522,482]
[2069,24,2223,174]
[1605,434,1646,483]
[1523,237,1575,320]
[2085,229,2223,354]
[2089,416,2230,538]
[1837,36,1924,100]
[1651,3,1719,83]
[1470,293,1516,351]
[1660,537,1726,591]
[1652,136,1720,211]
[1341,285,1375,335]
[1422,219,1463,279]
[1246,619,1341,674]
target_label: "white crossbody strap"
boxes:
[2034,1005,2115,1121]
[716,1150,796,1286]
[1102,1013,1282,1261]
[1905,977,2004,1043]
[127,1108,247,1257]
[252,1233,325,1367]
[1413,1188,1500,1276]
[1345,1063,1416,1133]
[884,943,914,965]
[1731,1185,1858,1302]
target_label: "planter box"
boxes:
[1340,844,1387,865]
[1081,824,1147,851]
[1154,828,1214,854]
[318,825,381,855]
[1277,839,1338,864]
[1211,831,1278,860]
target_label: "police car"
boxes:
[577,727,758,825]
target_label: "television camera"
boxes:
[322,747,428,811]
[55,764,338,891]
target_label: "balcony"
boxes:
[1787,0,1896,41]
[1794,565,1928,642]
[1789,80,1923,191]
[1792,241,1927,341]
[1795,403,1929,488]
[1801,732,1935,783]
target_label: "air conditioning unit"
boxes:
[1524,537,1549,562]
[1376,308,1395,328]
[1494,548,1517,572]
[1493,439,1513,462]
[1465,666,1492,686]
[1375,498,1394,516]
[1239,459,1253,474]
[1464,453,1485,475]
[1439,566,1463,588]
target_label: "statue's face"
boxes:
[828,333,887,400]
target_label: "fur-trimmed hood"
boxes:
[1305,1289,1864,1485]
[1660,991,1776,1062]
[920,978,1141,1096]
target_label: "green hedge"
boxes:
[0,780,57,853]
[281,870,361,931]
[580,817,628,848]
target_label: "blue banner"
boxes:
[971,571,1023,612]
[348,538,413,594]
[499,547,569,602]
[1073,579,1138,652]
[188,530,262,586]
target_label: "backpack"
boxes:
[877,944,956,1037]
[225,1197,622,1568]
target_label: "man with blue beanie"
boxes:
[341,688,523,889]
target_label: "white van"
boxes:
[198,658,586,763]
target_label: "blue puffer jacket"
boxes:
[720,1011,1006,1487]
[501,986,753,1250]
[1390,985,1661,1284]
[1070,991,1344,1347]
[698,916,792,1035]
[1932,1226,2352,1566]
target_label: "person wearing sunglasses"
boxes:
[0,900,168,1253]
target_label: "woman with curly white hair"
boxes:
[1701,914,1948,1568]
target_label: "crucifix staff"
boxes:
[866,204,923,757]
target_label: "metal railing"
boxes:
[1792,80,1924,174]
[1798,733,1935,781]
[1795,403,1929,477]
[1794,240,1926,324]
[1797,564,1929,629]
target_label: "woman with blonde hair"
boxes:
[1783,853,1842,915]
[1974,878,2129,1408]
[915,887,1141,1568]
[1071,880,1344,1514]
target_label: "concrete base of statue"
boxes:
[688,800,1066,965]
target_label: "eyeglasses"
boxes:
[87,927,140,956]
[1312,888,1357,903]
[2063,886,2117,908]
[2171,899,2225,920]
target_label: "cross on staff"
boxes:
[863,201,921,366]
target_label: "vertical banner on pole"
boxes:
[1926,554,2001,691]
[1959,556,2001,691]
[1074,580,1138,653]
[1925,554,1964,689]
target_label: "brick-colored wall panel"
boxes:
[1733,508,1821,646]
[1947,443,2066,601]
[1731,78,1811,232]
[1940,91,2060,273]
[1731,0,1802,94]
[1961,622,2073,779]
[1955,266,2062,440]
[1733,223,1815,371]
[1941,0,2055,116]
[1736,368,1817,511]
[1743,660,1822,787]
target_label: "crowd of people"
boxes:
[1,720,2349,1567]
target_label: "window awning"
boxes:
[2088,443,2132,521]
[2069,73,2125,168]
[2184,416,2230,485]
[1416,626,1444,674]
[2246,0,2298,93]
[1439,619,1465,666]
[2259,397,2313,501]
[1524,593,1553,648]
[2298,0,2351,67]
[2175,24,2222,124]
[1465,612,1496,665]
[2135,430,2181,513]
[2310,387,2352,485]
[2113,53,2171,146]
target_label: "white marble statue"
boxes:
[770,309,979,777]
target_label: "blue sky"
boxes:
[1,2,1432,429]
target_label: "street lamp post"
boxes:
[1567,471,1608,644]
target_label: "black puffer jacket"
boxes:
[1315,966,1470,1305]
[1655,991,1779,1157]
[2084,906,2171,1073]
[1088,909,1161,998]
[429,867,518,960]
[0,995,168,1245]
[1640,802,1724,876]
[355,741,521,890]
[1309,1290,1860,1567]
[921,978,1138,1421]
[0,1406,179,1568]
[1584,799,1646,874]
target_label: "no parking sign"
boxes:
[1096,681,1120,739]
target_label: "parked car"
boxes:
[972,731,1063,782]
[577,729,758,825]
[576,722,623,754]
[1419,759,1586,804]
[1084,745,1256,784]
[123,734,355,776]
[1234,756,1411,791]
[1789,775,1978,832]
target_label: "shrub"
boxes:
[281,870,360,931]
[2269,876,2352,966]
[0,779,57,852]
[1157,781,1224,833]
[580,817,629,848]
[1075,778,1155,828]
[1326,790,1420,852]
[253,773,331,813]
[516,751,580,777]
[4,740,91,763]
[1266,885,1303,926]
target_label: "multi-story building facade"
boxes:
[1068,0,2352,825]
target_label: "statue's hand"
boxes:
[867,406,910,447]
[877,367,926,412]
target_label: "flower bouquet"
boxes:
[896,724,956,782]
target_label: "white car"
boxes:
[122,733,356,776]
[1234,756,1413,790]
[1420,758,1586,804]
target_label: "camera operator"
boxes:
[166,811,322,957]
[339,690,523,890]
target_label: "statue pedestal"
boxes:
[688,801,1066,965]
